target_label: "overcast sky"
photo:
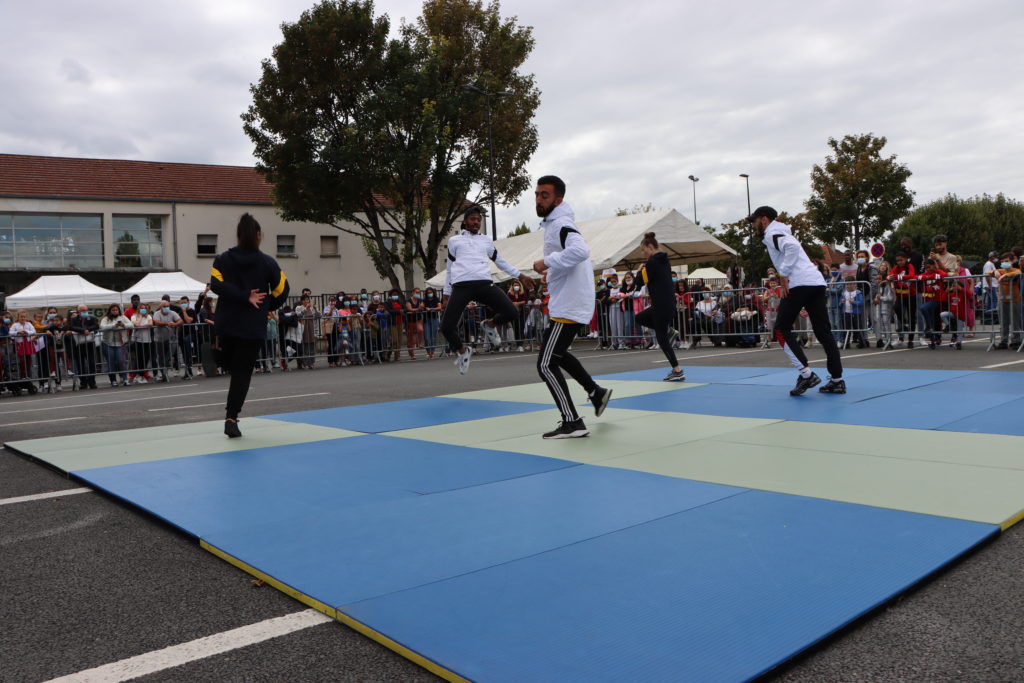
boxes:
[3,0,1022,238]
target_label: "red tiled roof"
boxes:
[0,153,275,204]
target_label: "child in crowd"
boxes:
[941,278,969,350]
[841,277,866,348]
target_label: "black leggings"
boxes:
[636,306,678,368]
[220,336,262,420]
[773,285,843,380]
[440,280,519,351]
[537,320,598,422]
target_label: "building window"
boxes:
[0,213,103,268]
[277,235,296,257]
[113,215,163,268]
[197,234,218,256]
[320,235,339,256]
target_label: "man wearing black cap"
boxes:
[749,206,845,395]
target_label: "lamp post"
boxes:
[739,173,751,217]
[462,84,512,239]
[687,175,700,225]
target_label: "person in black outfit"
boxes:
[210,214,290,437]
[635,232,685,381]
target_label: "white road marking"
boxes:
[147,392,330,412]
[652,347,771,363]
[0,390,227,416]
[981,359,1024,369]
[45,609,334,683]
[0,416,87,427]
[0,487,92,506]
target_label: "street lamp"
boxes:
[687,175,700,225]
[462,84,512,240]
[739,173,751,217]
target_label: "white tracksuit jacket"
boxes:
[540,202,595,325]
[443,230,520,296]
[762,220,825,288]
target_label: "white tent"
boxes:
[685,266,728,281]
[122,271,211,302]
[426,209,735,287]
[5,275,121,309]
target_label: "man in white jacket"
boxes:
[749,206,845,395]
[441,206,534,374]
[531,175,612,438]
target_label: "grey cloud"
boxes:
[59,58,91,84]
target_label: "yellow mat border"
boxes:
[200,540,470,683]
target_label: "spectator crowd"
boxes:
[1,235,1021,396]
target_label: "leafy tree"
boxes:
[242,0,539,289]
[615,202,659,216]
[884,193,1024,264]
[804,134,914,250]
[508,222,531,236]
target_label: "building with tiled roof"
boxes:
[0,153,401,298]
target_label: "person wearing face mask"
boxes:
[70,303,100,389]
[130,303,156,383]
[825,263,845,343]
[152,297,183,382]
[507,279,529,352]
[854,250,876,347]
[294,294,320,369]
[595,278,612,350]
[749,206,845,395]
[441,205,535,375]
[99,303,133,387]
[404,289,424,360]
[605,273,624,349]
[636,232,685,380]
[421,288,442,358]
[323,292,345,367]
[993,252,1022,349]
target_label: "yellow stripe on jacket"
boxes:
[210,267,224,282]
[271,271,288,298]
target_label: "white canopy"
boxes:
[685,266,728,281]
[5,275,121,309]
[425,209,735,287]
[122,271,211,302]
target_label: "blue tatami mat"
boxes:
[937,397,1024,435]
[341,490,997,683]
[204,466,746,608]
[265,396,549,433]
[75,435,575,538]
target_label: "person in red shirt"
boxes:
[917,258,947,348]
[941,277,969,349]
[888,253,918,347]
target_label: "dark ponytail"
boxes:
[641,231,658,249]
[237,213,262,251]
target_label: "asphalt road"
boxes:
[2,339,1022,682]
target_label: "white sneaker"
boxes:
[455,347,473,375]
[482,321,502,347]
[137,378,148,384]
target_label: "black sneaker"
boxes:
[790,372,821,396]
[819,378,847,394]
[542,419,589,439]
[589,386,612,417]
[663,369,686,382]
[224,420,242,438]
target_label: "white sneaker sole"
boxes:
[543,429,590,439]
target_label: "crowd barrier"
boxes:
[2,274,1020,397]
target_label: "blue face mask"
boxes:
[360,294,368,300]
[47,313,56,320]
[391,295,399,301]
[1002,262,1012,269]
[3,318,10,324]
[139,308,148,316]
[80,312,90,318]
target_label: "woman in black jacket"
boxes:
[210,214,290,437]
[635,232,685,381]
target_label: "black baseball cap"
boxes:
[463,205,485,218]
[933,234,948,244]
[747,206,778,223]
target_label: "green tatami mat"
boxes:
[715,421,1024,471]
[474,413,779,465]
[5,419,359,472]
[386,407,653,446]
[443,379,703,404]
[604,438,1024,527]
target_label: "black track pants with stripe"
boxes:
[440,280,519,352]
[772,285,843,380]
[536,320,598,422]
